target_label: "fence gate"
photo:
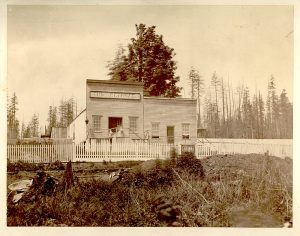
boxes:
[180,144,195,154]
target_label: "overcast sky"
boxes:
[7,5,293,127]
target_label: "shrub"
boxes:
[170,147,177,160]
[175,152,205,179]
[102,160,108,165]
[117,160,142,168]
[118,159,175,189]
[7,160,43,172]
[47,160,65,171]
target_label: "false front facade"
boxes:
[68,79,197,144]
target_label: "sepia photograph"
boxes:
[2,0,298,234]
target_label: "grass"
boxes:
[7,153,292,227]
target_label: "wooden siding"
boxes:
[85,80,197,143]
[144,98,197,144]
[86,80,144,140]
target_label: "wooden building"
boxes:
[68,80,197,144]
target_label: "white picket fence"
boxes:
[7,139,293,163]
[75,142,174,162]
[7,144,73,163]
[195,139,293,159]
[199,138,292,145]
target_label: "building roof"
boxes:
[87,79,144,86]
[143,96,197,102]
[68,108,86,126]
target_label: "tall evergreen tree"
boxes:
[7,92,20,139]
[107,44,128,81]
[58,97,75,128]
[59,98,66,128]
[30,113,39,137]
[258,91,265,138]
[242,87,252,138]
[23,124,31,138]
[47,105,58,134]
[266,76,280,138]
[188,67,204,129]
[279,89,293,138]
[210,72,220,137]
[66,98,75,126]
[107,23,181,97]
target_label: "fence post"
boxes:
[135,143,138,159]
[178,144,182,155]
[72,142,75,162]
[195,144,198,159]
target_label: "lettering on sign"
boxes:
[90,91,141,100]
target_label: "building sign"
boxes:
[90,91,141,100]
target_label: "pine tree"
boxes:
[258,91,265,138]
[7,92,20,139]
[57,97,75,128]
[188,67,204,129]
[210,72,220,137]
[252,94,259,138]
[107,44,128,81]
[47,105,58,134]
[279,89,293,138]
[66,98,75,126]
[23,124,31,138]
[242,87,252,138]
[107,24,181,97]
[266,76,280,138]
[30,113,39,137]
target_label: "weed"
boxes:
[47,160,65,171]
[7,160,42,172]
[175,152,205,179]
[7,154,292,227]
[102,160,108,165]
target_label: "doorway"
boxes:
[109,117,122,132]
[167,126,175,144]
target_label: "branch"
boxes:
[172,168,211,205]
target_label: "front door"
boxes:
[109,117,122,133]
[167,126,174,144]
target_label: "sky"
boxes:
[7,5,293,128]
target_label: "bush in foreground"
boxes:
[7,160,44,172]
[7,154,292,227]
[174,152,205,179]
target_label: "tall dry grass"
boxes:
[7,153,292,226]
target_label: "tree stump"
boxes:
[62,161,74,190]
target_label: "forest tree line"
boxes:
[7,95,76,139]
[189,69,293,139]
[7,75,292,140]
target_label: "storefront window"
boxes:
[182,123,190,139]
[129,117,138,133]
[92,115,101,132]
[152,122,160,138]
